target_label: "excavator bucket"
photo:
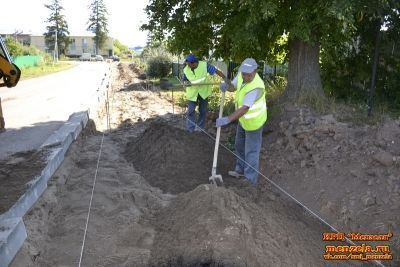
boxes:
[0,36,21,88]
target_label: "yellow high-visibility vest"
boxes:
[183,61,212,101]
[235,72,267,131]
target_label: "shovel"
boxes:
[159,80,220,90]
[209,91,225,185]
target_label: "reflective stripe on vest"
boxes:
[243,101,267,119]
[183,61,212,101]
[235,72,267,131]
[190,77,206,84]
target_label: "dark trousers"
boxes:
[187,95,208,132]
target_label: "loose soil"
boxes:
[0,149,49,214]
[125,122,235,194]
[262,106,400,261]
[9,63,398,266]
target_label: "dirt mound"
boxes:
[116,62,132,82]
[0,149,49,214]
[120,81,152,92]
[263,106,400,258]
[129,63,147,80]
[80,119,99,137]
[149,184,329,267]
[115,63,159,93]
[125,122,236,194]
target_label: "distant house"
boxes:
[30,35,46,52]
[1,32,114,57]
[0,33,31,46]
[66,35,114,57]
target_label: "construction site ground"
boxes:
[7,63,400,266]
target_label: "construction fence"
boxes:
[13,55,43,68]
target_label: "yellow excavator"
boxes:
[0,36,21,130]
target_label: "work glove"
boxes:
[223,77,232,86]
[216,116,230,127]
[220,82,229,92]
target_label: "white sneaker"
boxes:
[228,171,245,178]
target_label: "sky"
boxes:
[0,0,149,47]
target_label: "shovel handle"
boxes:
[211,91,225,175]
[160,82,220,90]
[187,82,220,87]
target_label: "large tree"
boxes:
[142,0,367,101]
[321,0,400,112]
[87,0,109,55]
[44,0,69,56]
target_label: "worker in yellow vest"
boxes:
[216,58,267,185]
[183,54,230,132]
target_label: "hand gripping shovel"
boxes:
[209,91,225,185]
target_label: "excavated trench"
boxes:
[124,122,360,267]
[125,121,237,195]
[10,63,389,266]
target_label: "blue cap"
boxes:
[185,54,198,63]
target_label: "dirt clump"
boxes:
[125,122,235,194]
[262,105,400,258]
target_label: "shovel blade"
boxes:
[209,174,223,186]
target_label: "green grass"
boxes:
[334,100,397,126]
[156,76,185,90]
[164,76,184,87]
[20,62,74,80]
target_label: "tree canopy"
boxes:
[321,0,400,110]
[87,0,109,54]
[113,39,130,57]
[142,1,357,61]
[142,0,399,103]
[44,0,70,56]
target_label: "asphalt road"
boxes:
[0,61,110,159]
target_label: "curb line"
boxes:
[0,218,27,267]
[0,65,111,267]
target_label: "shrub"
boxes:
[146,56,171,78]
[5,38,24,56]
[266,75,287,100]
[5,38,42,57]
[208,86,236,115]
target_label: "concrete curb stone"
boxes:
[0,64,111,266]
[0,218,27,267]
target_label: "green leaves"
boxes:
[44,0,70,56]
[144,0,350,62]
[143,0,399,107]
[87,0,109,54]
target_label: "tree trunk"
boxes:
[367,20,382,117]
[285,36,324,101]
